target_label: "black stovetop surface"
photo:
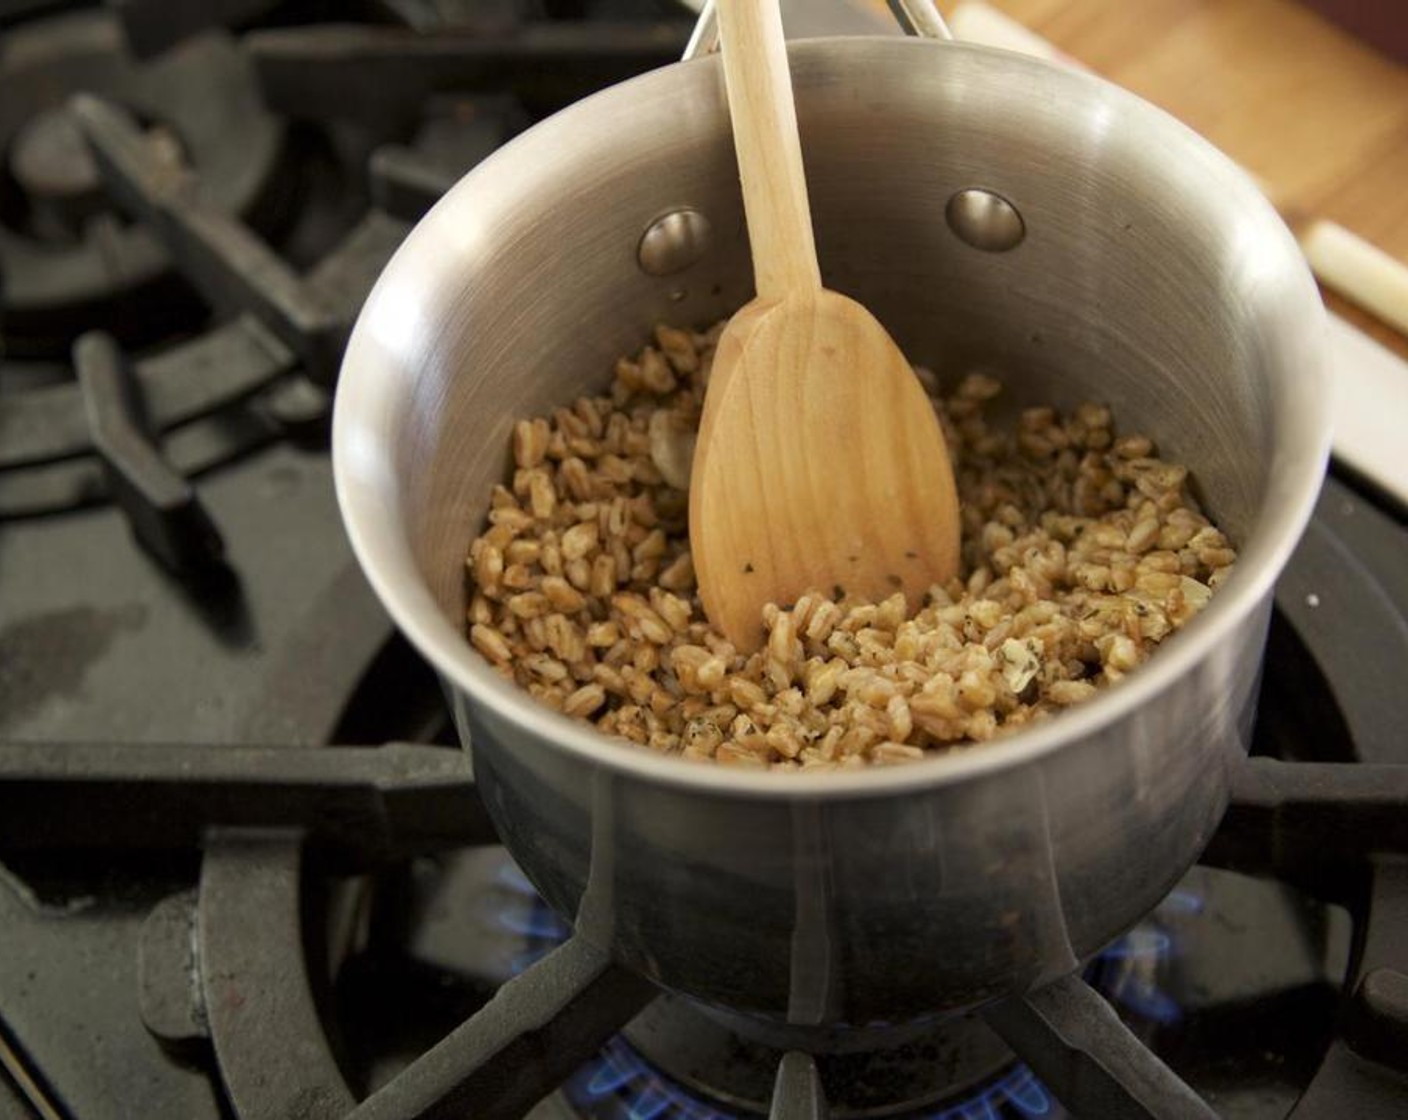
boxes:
[3,4,1408,1119]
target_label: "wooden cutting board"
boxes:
[930,0,1408,356]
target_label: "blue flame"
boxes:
[1101,971,1183,1025]
[497,905,571,939]
[920,1064,1053,1119]
[1098,928,1172,960]
[493,852,1195,1118]
[627,1087,672,1120]
[569,1038,727,1120]
[586,1044,638,1096]
[1160,889,1204,914]
[1093,921,1183,1025]
[489,857,570,975]
[1001,1067,1055,1116]
[566,1045,1059,1120]
[496,861,538,894]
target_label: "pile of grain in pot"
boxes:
[464,320,1237,770]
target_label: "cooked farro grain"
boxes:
[462,320,1237,769]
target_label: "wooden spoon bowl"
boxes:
[690,0,961,652]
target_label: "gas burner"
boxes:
[6,477,1400,1119]
[323,847,1342,1120]
[0,9,284,356]
[559,866,1344,1120]
[0,3,687,543]
[0,9,381,529]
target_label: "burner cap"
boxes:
[11,106,100,208]
[9,106,186,242]
[0,11,283,353]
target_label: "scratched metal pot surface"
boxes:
[333,34,1329,1028]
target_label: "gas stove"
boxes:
[3,3,1408,1119]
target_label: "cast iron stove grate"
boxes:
[2,484,1407,1120]
[0,0,688,527]
[2,4,1407,1118]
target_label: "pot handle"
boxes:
[682,0,952,62]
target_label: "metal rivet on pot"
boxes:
[946,189,1025,252]
[638,209,712,276]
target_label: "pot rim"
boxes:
[333,37,1332,801]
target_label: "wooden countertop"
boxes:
[932,0,1408,352]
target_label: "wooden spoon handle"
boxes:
[716,0,822,300]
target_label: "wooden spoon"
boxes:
[689,0,961,653]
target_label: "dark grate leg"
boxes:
[70,95,347,385]
[201,834,355,1120]
[1204,757,1408,897]
[350,934,657,1120]
[369,147,457,222]
[0,741,485,867]
[75,330,225,574]
[983,974,1218,1120]
[769,1051,829,1120]
[245,23,691,127]
[110,0,282,58]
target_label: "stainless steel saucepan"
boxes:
[333,4,1330,1028]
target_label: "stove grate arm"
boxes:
[983,972,1219,1120]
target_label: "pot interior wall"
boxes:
[368,40,1314,639]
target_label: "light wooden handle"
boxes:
[951,1,1408,339]
[1300,220,1408,338]
[716,0,821,300]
